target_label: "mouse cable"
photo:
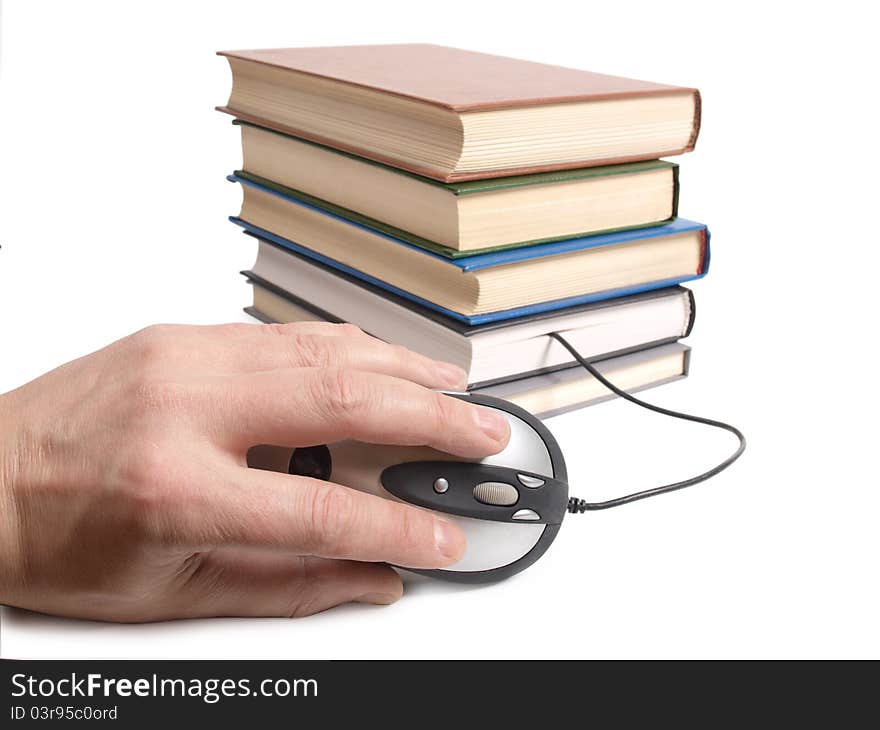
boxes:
[548,332,746,512]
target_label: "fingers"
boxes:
[173,550,403,619]
[126,321,360,375]
[216,367,510,458]
[139,322,468,388]
[185,468,466,569]
[244,329,468,389]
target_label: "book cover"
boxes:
[228,196,710,325]
[476,343,691,419]
[231,164,680,259]
[218,44,700,181]
[234,119,681,197]
[243,273,693,389]
[239,237,697,337]
[228,172,707,270]
[218,44,698,112]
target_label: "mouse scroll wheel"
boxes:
[288,445,332,481]
[473,481,519,507]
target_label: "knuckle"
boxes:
[286,557,322,618]
[290,333,333,368]
[427,391,457,429]
[115,445,185,545]
[260,321,321,337]
[300,484,356,555]
[256,322,312,338]
[333,322,363,338]
[289,598,322,619]
[120,446,157,489]
[213,322,254,337]
[386,342,412,366]
[119,441,179,495]
[127,324,178,366]
[396,506,429,553]
[263,321,295,337]
[320,368,368,420]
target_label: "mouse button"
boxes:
[479,412,552,476]
[517,474,545,489]
[381,461,567,524]
[473,481,519,507]
[512,509,541,521]
[381,461,534,522]
[441,516,546,573]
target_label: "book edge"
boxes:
[218,47,697,113]
[243,289,684,392]
[218,106,694,183]
[233,119,679,195]
[233,168,678,259]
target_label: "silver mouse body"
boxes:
[250,393,569,582]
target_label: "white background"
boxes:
[1,0,877,659]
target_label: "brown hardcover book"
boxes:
[217,44,700,182]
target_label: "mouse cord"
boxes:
[548,332,746,512]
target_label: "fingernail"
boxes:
[434,519,464,561]
[434,361,468,389]
[355,592,399,605]
[477,407,510,443]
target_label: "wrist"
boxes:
[0,388,27,599]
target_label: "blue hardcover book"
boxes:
[229,174,709,326]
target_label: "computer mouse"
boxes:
[249,393,569,582]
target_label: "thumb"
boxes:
[169,550,403,619]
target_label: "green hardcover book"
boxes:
[233,120,679,256]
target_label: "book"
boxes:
[241,237,695,387]
[217,44,700,182]
[234,121,679,252]
[475,343,691,419]
[228,174,710,325]
[242,283,690,417]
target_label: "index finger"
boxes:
[213,367,510,458]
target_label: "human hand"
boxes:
[0,322,510,622]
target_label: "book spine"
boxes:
[683,288,697,337]
[243,271,346,325]
[699,229,712,275]
[671,164,680,218]
[685,90,702,152]
[682,346,692,377]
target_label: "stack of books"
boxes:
[218,44,708,417]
